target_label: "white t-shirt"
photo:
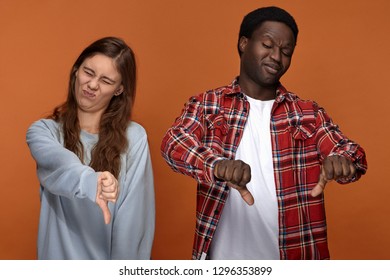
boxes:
[209,96,279,260]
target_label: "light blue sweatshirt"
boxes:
[26,119,155,259]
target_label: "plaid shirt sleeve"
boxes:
[161,94,226,184]
[314,102,367,182]
[284,98,367,182]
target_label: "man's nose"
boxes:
[270,48,281,62]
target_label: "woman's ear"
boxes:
[114,85,124,96]
[74,66,79,77]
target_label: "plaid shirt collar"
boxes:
[224,77,291,104]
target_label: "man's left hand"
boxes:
[311,155,356,197]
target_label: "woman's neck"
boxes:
[77,110,102,134]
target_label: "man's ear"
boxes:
[239,36,248,53]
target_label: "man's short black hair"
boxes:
[238,6,299,56]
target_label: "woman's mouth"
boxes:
[83,90,96,98]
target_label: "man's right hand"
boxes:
[214,159,254,205]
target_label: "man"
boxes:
[161,6,367,260]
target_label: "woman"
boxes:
[26,37,155,259]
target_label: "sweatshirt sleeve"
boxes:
[26,119,98,202]
[111,124,155,259]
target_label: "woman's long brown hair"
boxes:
[50,37,136,178]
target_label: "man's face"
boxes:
[239,21,295,88]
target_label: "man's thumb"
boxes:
[311,173,328,197]
[240,188,255,205]
[227,183,254,206]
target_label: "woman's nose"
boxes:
[88,78,99,90]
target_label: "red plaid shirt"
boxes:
[161,78,367,260]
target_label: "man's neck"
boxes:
[238,76,278,101]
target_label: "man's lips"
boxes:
[263,63,281,75]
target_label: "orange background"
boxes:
[1,0,389,260]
